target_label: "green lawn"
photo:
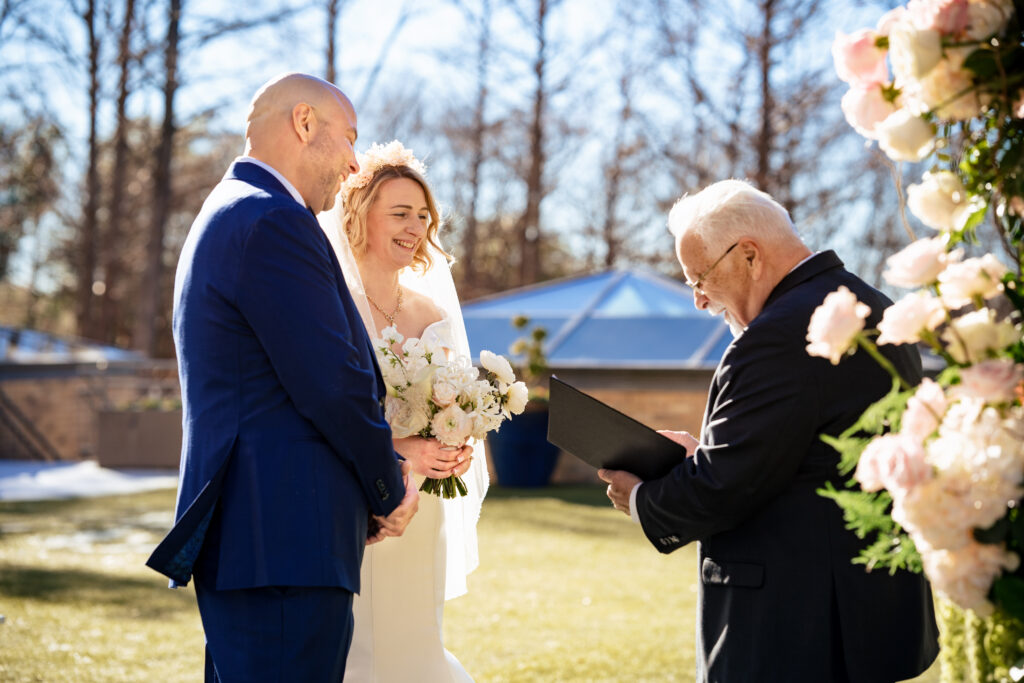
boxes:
[0,486,939,682]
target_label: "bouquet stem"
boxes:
[420,474,469,499]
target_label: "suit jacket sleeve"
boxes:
[235,204,404,517]
[635,322,822,552]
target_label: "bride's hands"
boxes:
[393,437,474,478]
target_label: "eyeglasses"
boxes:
[686,241,739,295]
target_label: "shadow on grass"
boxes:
[487,484,610,507]
[0,564,189,617]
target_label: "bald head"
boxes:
[243,72,360,213]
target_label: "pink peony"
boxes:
[855,433,932,496]
[806,286,872,365]
[883,236,959,288]
[901,378,948,442]
[952,359,1024,403]
[877,291,946,346]
[841,84,898,138]
[937,254,1007,307]
[906,0,970,35]
[832,29,889,86]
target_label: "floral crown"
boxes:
[340,140,427,197]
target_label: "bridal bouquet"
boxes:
[373,325,529,498]
[815,1,1023,679]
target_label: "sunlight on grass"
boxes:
[0,485,940,681]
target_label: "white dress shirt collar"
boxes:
[235,156,306,208]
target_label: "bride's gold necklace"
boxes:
[366,286,403,326]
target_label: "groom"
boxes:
[601,180,938,682]
[147,73,417,681]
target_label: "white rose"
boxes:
[384,395,430,438]
[841,85,899,139]
[942,308,1020,364]
[889,21,943,80]
[906,171,973,232]
[876,291,946,345]
[883,236,959,288]
[937,253,1007,307]
[901,378,948,442]
[964,0,1014,40]
[479,349,516,385]
[920,542,1019,616]
[876,109,936,162]
[914,50,987,121]
[506,381,529,415]
[805,286,872,365]
[431,380,459,407]
[431,404,474,447]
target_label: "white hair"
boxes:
[667,179,803,256]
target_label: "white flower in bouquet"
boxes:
[964,0,1015,40]
[937,254,1007,307]
[952,359,1024,403]
[806,286,872,364]
[913,50,988,120]
[906,170,977,232]
[905,0,970,35]
[479,350,515,385]
[877,291,946,345]
[832,29,890,86]
[941,308,1019,364]
[889,21,943,80]
[431,380,459,407]
[876,109,936,161]
[507,381,529,415]
[901,377,948,442]
[920,541,1019,616]
[883,236,961,288]
[431,404,474,447]
[894,475,978,551]
[385,392,430,438]
[855,432,932,496]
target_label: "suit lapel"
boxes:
[762,250,843,310]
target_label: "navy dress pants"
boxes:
[195,582,354,683]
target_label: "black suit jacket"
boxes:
[636,251,939,682]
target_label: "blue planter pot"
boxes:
[487,409,560,487]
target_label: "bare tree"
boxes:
[76,0,102,340]
[325,0,345,83]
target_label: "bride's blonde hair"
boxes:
[341,165,448,273]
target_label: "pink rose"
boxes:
[841,84,898,138]
[855,433,931,496]
[906,0,969,35]
[877,7,907,35]
[832,29,889,86]
[877,291,946,345]
[806,286,872,365]
[883,236,959,288]
[951,359,1024,403]
[937,254,1007,307]
[901,378,948,442]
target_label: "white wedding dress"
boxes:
[343,319,475,683]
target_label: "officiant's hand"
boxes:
[657,429,698,456]
[598,469,641,517]
[394,436,473,478]
[369,461,419,544]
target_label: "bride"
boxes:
[318,141,488,682]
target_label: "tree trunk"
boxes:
[325,0,340,83]
[462,0,491,292]
[134,0,180,356]
[519,0,547,286]
[102,0,136,344]
[78,0,101,340]
[753,0,775,193]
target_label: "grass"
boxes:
[0,486,940,682]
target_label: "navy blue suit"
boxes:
[148,160,405,681]
[636,252,938,682]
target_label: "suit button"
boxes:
[376,479,389,501]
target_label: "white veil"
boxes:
[318,202,489,601]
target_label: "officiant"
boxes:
[600,179,939,682]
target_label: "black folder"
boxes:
[546,376,686,480]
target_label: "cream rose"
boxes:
[506,381,529,415]
[951,359,1024,403]
[876,109,936,162]
[937,253,1007,307]
[431,380,459,407]
[906,0,969,35]
[901,377,948,442]
[841,85,898,138]
[855,433,931,496]
[906,171,973,231]
[431,404,474,447]
[888,21,943,80]
[942,308,1020,364]
[913,50,986,121]
[805,286,872,365]
[877,291,946,345]
[963,0,1014,40]
[883,236,959,288]
[385,394,430,438]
